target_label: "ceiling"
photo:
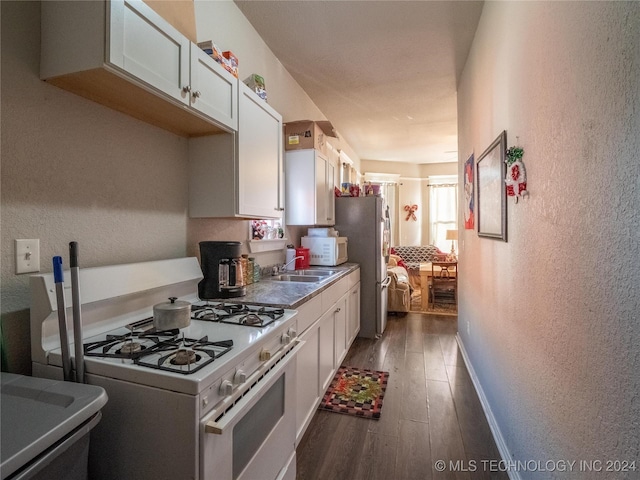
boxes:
[234,0,484,164]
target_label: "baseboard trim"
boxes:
[456,333,522,480]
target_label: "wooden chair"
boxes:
[429,262,458,306]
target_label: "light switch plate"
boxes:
[15,239,40,274]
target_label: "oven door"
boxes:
[200,340,303,480]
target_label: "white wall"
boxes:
[457,2,639,476]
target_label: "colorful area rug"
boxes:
[319,366,389,419]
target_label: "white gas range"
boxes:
[30,257,301,480]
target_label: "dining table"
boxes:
[419,262,458,311]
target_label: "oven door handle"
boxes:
[204,339,305,435]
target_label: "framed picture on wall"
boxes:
[463,153,475,230]
[477,130,507,241]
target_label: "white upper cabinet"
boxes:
[108,0,190,105]
[189,44,238,130]
[237,82,283,218]
[189,83,283,219]
[40,0,237,135]
[285,149,336,226]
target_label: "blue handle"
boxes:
[53,256,64,283]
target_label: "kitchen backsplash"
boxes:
[187,218,308,270]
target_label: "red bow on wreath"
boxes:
[404,204,418,221]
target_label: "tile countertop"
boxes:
[222,263,360,309]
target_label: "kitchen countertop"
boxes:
[218,263,360,309]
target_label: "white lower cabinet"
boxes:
[295,326,320,443]
[318,309,335,394]
[332,295,348,367]
[347,270,361,345]
[294,269,360,446]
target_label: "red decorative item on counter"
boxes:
[295,247,310,269]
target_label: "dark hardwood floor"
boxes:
[296,312,508,480]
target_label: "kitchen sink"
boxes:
[270,268,342,283]
[287,269,338,276]
[272,274,328,283]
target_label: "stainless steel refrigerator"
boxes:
[335,196,390,338]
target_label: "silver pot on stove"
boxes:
[153,297,191,330]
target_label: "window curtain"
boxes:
[429,183,458,252]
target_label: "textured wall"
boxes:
[1,1,190,373]
[193,0,363,168]
[0,1,353,374]
[457,2,639,478]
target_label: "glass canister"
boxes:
[230,258,244,287]
[246,257,254,285]
[240,254,250,285]
[251,258,260,283]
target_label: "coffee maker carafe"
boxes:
[198,241,246,299]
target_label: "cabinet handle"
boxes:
[274,207,284,211]
[334,307,341,313]
[192,90,202,98]
[182,85,191,93]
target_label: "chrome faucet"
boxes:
[278,256,304,273]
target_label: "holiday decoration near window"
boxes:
[505,140,528,203]
[404,204,418,221]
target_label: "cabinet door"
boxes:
[190,44,238,131]
[315,154,327,224]
[347,282,361,345]
[314,152,335,226]
[325,159,336,225]
[285,149,335,225]
[318,310,335,393]
[285,150,316,225]
[237,83,282,218]
[109,0,189,104]
[296,326,319,445]
[333,295,348,366]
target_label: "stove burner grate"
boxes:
[191,303,285,327]
[84,326,178,360]
[134,336,234,375]
[171,349,199,366]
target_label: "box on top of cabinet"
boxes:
[284,120,336,155]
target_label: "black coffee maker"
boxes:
[198,241,246,299]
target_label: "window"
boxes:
[428,177,458,252]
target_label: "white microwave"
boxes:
[301,236,348,266]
